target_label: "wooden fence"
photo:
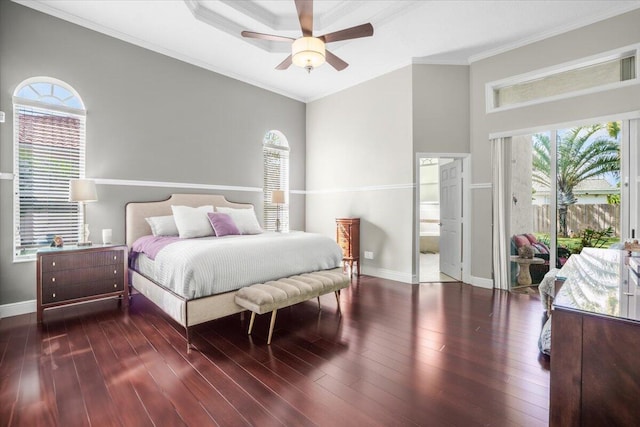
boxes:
[533,204,620,236]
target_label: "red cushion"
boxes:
[524,233,538,244]
[513,235,529,248]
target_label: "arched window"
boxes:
[13,77,86,261]
[263,130,289,232]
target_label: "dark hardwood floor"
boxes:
[1,276,550,426]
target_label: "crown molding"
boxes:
[412,57,469,66]
[468,3,640,64]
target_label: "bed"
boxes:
[126,193,344,351]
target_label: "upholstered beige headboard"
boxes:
[125,194,253,247]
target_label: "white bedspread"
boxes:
[150,232,343,299]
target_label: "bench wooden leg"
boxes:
[267,309,278,345]
[248,312,256,335]
[334,291,341,311]
[317,296,321,311]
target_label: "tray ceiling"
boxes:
[14,0,640,102]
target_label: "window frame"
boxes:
[13,77,87,262]
[263,130,290,232]
[485,45,639,113]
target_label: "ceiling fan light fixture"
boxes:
[292,37,325,71]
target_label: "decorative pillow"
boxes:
[216,207,263,235]
[513,235,529,248]
[170,205,214,238]
[524,233,539,244]
[207,212,240,237]
[533,242,549,254]
[145,215,179,237]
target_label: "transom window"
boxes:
[487,48,638,112]
[13,78,87,261]
[263,130,290,232]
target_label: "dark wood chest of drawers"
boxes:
[37,245,128,322]
[336,218,360,277]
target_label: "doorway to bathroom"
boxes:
[417,156,461,283]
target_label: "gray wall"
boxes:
[469,8,640,280]
[305,64,470,282]
[412,64,470,155]
[306,66,414,282]
[0,2,306,306]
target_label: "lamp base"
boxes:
[77,241,93,247]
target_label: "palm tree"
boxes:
[532,124,620,237]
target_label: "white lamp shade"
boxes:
[69,179,98,202]
[271,190,286,204]
[292,37,326,68]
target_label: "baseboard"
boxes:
[0,299,36,318]
[361,266,413,284]
[364,269,493,288]
[468,275,494,289]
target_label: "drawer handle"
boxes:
[114,284,117,288]
[113,256,117,260]
[114,270,117,274]
[51,277,56,282]
[52,261,56,267]
[52,293,56,298]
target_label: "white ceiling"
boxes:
[15,0,640,102]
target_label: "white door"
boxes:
[439,159,462,280]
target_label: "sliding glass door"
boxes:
[508,121,624,289]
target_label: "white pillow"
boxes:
[216,207,263,235]
[145,215,179,237]
[170,205,214,238]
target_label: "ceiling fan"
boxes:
[241,0,374,73]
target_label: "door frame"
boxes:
[489,112,640,288]
[414,152,471,284]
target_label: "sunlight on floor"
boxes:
[419,252,457,283]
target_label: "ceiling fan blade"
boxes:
[320,23,374,44]
[295,0,313,36]
[325,50,348,71]
[241,31,295,43]
[275,55,293,70]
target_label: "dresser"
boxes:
[550,248,640,426]
[36,244,128,322]
[336,218,360,277]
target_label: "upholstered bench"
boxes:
[234,269,350,344]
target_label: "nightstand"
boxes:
[36,244,128,323]
[336,218,360,277]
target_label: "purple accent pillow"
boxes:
[207,212,240,237]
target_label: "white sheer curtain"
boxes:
[491,137,511,290]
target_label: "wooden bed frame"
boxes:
[126,194,256,351]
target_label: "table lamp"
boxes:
[69,179,98,246]
[272,190,285,232]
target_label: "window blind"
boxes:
[263,143,289,232]
[14,105,85,259]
